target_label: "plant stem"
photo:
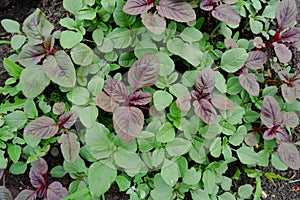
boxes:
[210,22,222,38]
[0,40,11,45]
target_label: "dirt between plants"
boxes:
[0,0,300,199]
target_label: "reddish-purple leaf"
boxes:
[239,73,260,96]
[278,142,300,170]
[195,67,216,94]
[32,158,48,175]
[263,126,289,142]
[113,106,144,142]
[58,132,80,163]
[211,94,234,110]
[253,37,266,48]
[15,189,37,200]
[278,70,290,82]
[244,133,258,146]
[0,186,13,200]
[18,44,47,67]
[193,98,217,125]
[24,116,59,139]
[29,168,46,189]
[212,4,241,25]
[245,51,268,70]
[104,79,130,104]
[276,0,297,29]
[47,181,69,200]
[59,110,78,129]
[95,92,119,112]
[281,84,296,104]
[52,102,66,115]
[260,96,283,128]
[141,12,166,35]
[273,42,292,63]
[128,54,160,90]
[280,27,300,43]
[176,93,191,112]
[294,82,300,99]
[157,0,196,22]
[123,0,154,15]
[129,91,152,106]
[282,112,299,128]
[224,38,238,49]
[200,0,217,11]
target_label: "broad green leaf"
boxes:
[1,19,20,33]
[67,87,90,105]
[202,170,217,194]
[218,192,236,200]
[214,71,226,93]
[161,160,179,186]
[60,31,83,49]
[114,148,142,173]
[63,157,87,174]
[221,106,245,125]
[250,18,263,34]
[113,0,136,27]
[229,125,247,146]
[165,138,192,157]
[118,52,136,67]
[156,122,175,143]
[50,166,67,178]
[92,29,104,46]
[209,137,222,158]
[58,132,80,163]
[4,111,27,129]
[271,152,288,170]
[221,176,232,191]
[97,38,113,53]
[88,160,117,197]
[150,174,174,200]
[9,161,27,175]
[11,35,26,50]
[8,144,21,163]
[87,75,104,96]
[20,66,50,98]
[73,105,98,128]
[227,77,243,95]
[70,43,94,66]
[191,189,210,200]
[24,99,38,119]
[236,146,260,165]
[238,184,253,199]
[180,27,202,43]
[63,0,84,15]
[3,58,23,79]
[157,52,175,76]
[153,90,173,111]
[116,176,130,192]
[107,28,132,49]
[220,48,248,73]
[182,167,201,185]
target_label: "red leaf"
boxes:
[32,158,48,175]
[129,91,152,106]
[52,102,66,115]
[282,112,299,128]
[245,51,268,70]
[212,4,241,25]
[200,0,217,11]
[113,106,144,142]
[29,168,46,189]
[176,93,191,112]
[239,73,260,96]
[195,67,216,94]
[278,70,290,82]
[193,98,217,125]
[58,132,80,163]
[24,116,59,139]
[157,0,196,22]
[281,84,296,104]
[123,0,154,15]
[141,13,166,35]
[104,79,130,104]
[128,54,160,90]
[59,110,78,129]
[47,181,69,200]
[15,189,37,200]
[280,27,300,43]
[278,142,300,170]
[276,0,297,29]
[95,91,119,112]
[0,186,13,200]
[211,94,234,110]
[273,42,292,63]
[253,37,266,48]
[18,44,47,67]
[263,126,289,142]
[224,38,238,49]
[260,96,283,128]
[244,133,258,146]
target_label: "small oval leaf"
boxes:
[193,99,217,125]
[239,73,260,96]
[212,4,241,25]
[278,142,300,170]
[260,96,283,128]
[58,132,80,163]
[95,92,119,112]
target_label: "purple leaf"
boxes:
[281,84,296,104]
[212,4,241,25]
[104,79,130,104]
[129,91,152,106]
[263,126,289,142]
[200,0,218,11]
[280,27,300,43]
[29,168,46,189]
[211,94,234,110]
[282,112,299,128]
[0,186,13,200]
[24,116,59,139]
[278,142,300,170]
[239,73,260,96]
[253,37,266,48]
[122,0,154,15]
[245,51,268,70]
[95,92,119,112]
[47,181,69,200]
[15,189,37,200]
[193,98,217,125]
[278,70,290,82]
[273,42,292,63]
[52,102,66,115]
[18,44,47,67]
[58,132,80,163]
[157,0,196,22]
[113,106,144,142]
[244,133,258,146]
[59,110,78,129]
[128,54,160,90]
[195,67,216,94]
[224,38,238,49]
[176,93,191,112]
[141,13,166,35]
[260,96,283,128]
[32,158,48,175]
[42,50,76,88]
[276,0,297,29]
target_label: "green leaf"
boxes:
[60,31,83,49]
[250,18,263,34]
[238,184,253,199]
[4,111,27,129]
[156,122,175,143]
[88,160,117,197]
[202,170,217,194]
[271,152,288,170]
[220,48,248,73]
[71,43,94,66]
[20,65,50,98]
[214,71,227,93]
[157,53,175,77]
[63,157,87,174]
[221,106,245,125]
[161,160,179,186]
[191,189,210,200]
[92,29,104,46]
[165,138,192,157]
[116,175,131,192]
[227,76,243,95]
[218,192,236,200]
[182,167,201,185]
[3,58,23,79]
[113,0,136,27]
[180,27,202,43]
[9,161,27,175]
[229,125,247,146]
[107,28,132,49]
[210,137,222,158]
[50,166,67,178]
[114,148,142,173]
[244,109,260,123]
[1,19,20,33]
[63,0,84,15]
[67,87,90,105]
[8,144,21,163]
[11,35,26,50]
[24,99,38,119]
[236,146,260,165]
[221,176,232,191]
[87,75,104,96]
[119,52,136,67]
[150,174,174,200]
[153,90,173,111]
[73,105,98,128]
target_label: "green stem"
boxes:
[210,22,222,38]
[0,40,11,45]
